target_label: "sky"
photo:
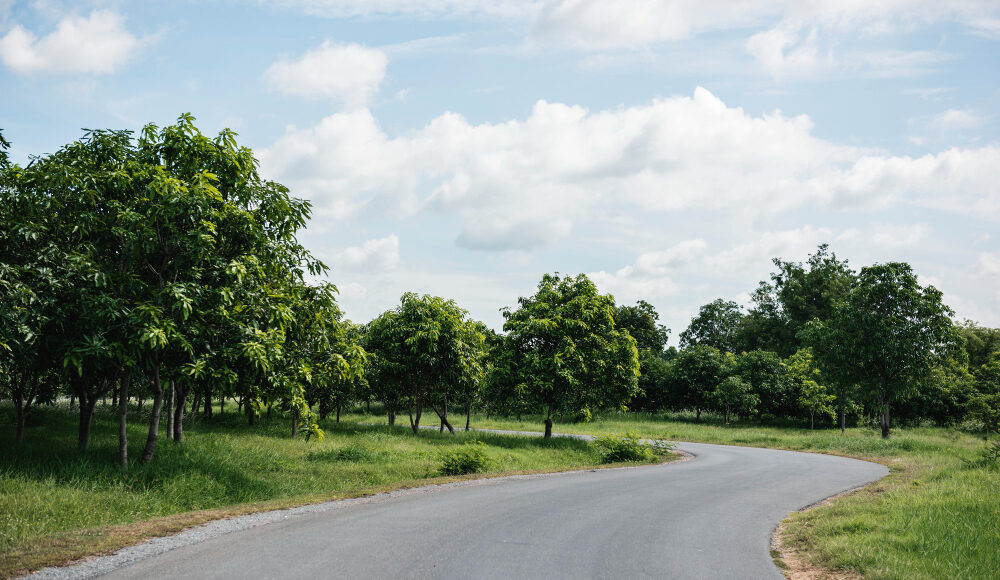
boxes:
[1,0,999,341]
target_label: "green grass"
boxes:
[357,409,997,580]
[0,403,614,576]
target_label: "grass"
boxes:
[413,410,995,580]
[0,403,627,577]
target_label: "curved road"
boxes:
[34,441,887,580]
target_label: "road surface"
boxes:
[32,440,887,580]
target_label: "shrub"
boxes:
[591,432,674,463]
[439,440,491,475]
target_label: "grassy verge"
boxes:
[351,410,997,580]
[0,404,641,578]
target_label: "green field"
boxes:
[0,404,620,577]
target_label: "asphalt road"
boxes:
[46,439,886,580]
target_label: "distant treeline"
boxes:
[2,119,998,467]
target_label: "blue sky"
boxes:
[2,1,999,340]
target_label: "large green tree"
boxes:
[679,299,744,353]
[502,274,639,437]
[364,293,475,434]
[804,262,960,438]
[669,344,729,420]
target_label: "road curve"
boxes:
[32,441,887,580]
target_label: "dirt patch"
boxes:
[770,490,864,580]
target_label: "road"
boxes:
[34,440,887,580]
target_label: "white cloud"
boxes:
[745,24,827,78]
[978,251,1000,277]
[0,10,148,75]
[264,0,536,19]
[927,108,984,131]
[703,226,838,274]
[588,239,706,302]
[261,88,1000,254]
[870,223,930,248]
[529,1,1000,49]
[334,234,400,272]
[264,41,387,107]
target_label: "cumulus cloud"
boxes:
[261,88,1000,253]
[0,10,148,75]
[589,239,706,301]
[745,24,827,78]
[334,234,400,272]
[870,223,931,248]
[264,0,536,19]
[978,251,1000,277]
[265,41,387,107]
[927,108,985,131]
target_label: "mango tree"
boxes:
[502,273,639,438]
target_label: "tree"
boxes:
[665,344,727,420]
[740,245,855,356]
[365,293,472,435]
[502,273,639,437]
[679,299,744,353]
[452,320,488,431]
[732,350,794,420]
[959,321,1000,372]
[804,263,960,438]
[713,376,758,425]
[614,300,670,353]
[786,349,835,429]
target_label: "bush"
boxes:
[439,440,491,475]
[591,432,674,463]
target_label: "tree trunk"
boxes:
[291,409,298,438]
[14,392,28,444]
[336,403,341,423]
[430,404,455,434]
[840,402,846,435]
[166,380,175,439]
[78,389,97,451]
[410,398,423,435]
[119,374,131,468]
[881,401,891,439]
[388,410,396,426]
[141,363,165,464]
[366,399,371,413]
[173,383,188,443]
[69,393,76,410]
[696,408,702,422]
[465,402,472,431]
[248,402,256,426]
[810,409,815,430]
[219,395,224,416]
[544,418,553,438]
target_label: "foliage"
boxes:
[803,262,960,438]
[438,439,491,475]
[733,349,793,419]
[712,376,758,425]
[667,344,728,419]
[614,300,670,353]
[501,273,639,436]
[679,299,744,353]
[786,348,836,428]
[590,431,675,463]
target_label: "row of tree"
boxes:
[0,117,364,467]
[3,119,999,468]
